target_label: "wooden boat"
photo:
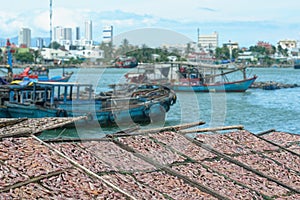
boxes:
[1,82,176,126]
[113,56,138,68]
[126,62,257,92]
[293,59,300,69]
[13,66,73,82]
[1,39,73,84]
[0,86,11,117]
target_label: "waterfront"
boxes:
[3,67,300,137]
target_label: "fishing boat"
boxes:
[13,66,73,83]
[1,38,72,85]
[126,62,257,92]
[0,85,11,117]
[1,82,176,126]
[293,59,300,69]
[113,56,138,68]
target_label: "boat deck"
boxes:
[0,120,299,199]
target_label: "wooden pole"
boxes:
[31,135,137,200]
[178,125,244,134]
[110,121,206,137]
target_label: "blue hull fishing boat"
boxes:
[13,66,73,83]
[170,62,257,92]
[294,59,300,69]
[125,62,257,92]
[1,39,72,85]
[171,76,257,92]
[1,82,176,126]
[126,61,257,92]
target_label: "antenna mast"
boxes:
[50,0,52,47]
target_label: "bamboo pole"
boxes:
[43,137,111,143]
[178,125,244,135]
[0,116,88,139]
[110,121,206,137]
[112,139,228,200]
[137,121,206,134]
[0,128,32,139]
[256,129,276,136]
[32,116,88,134]
[0,170,65,193]
[31,135,137,200]
[0,118,28,128]
[187,137,300,194]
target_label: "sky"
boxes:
[1,0,300,47]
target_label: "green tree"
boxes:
[48,41,61,49]
[249,45,267,55]
[186,43,192,54]
[14,52,34,64]
[99,42,114,60]
[215,46,230,60]
[277,45,288,57]
[32,49,41,63]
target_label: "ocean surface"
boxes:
[5,66,300,138]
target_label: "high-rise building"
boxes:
[102,25,113,44]
[36,37,44,48]
[18,28,31,47]
[85,20,93,41]
[75,27,80,40]
[54,26,64,42]
[64,28,72,41]
[198,31,218,50]
[53,26,72,45]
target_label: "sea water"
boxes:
[9,67,299,138]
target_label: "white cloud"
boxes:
[1,0,300,47]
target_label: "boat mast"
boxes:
[6,39,13,75]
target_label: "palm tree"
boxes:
[121,38,130,54]
[99,42,114,60]
[32,49,41,63]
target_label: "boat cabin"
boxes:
[7,82,94,107]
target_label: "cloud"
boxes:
[1,2,300,47]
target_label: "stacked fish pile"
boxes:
[0,117,87,138]
[0,137,127,199]
[0,123,299,199]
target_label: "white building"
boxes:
[72,39,94,48]
[237,51,256,62]
[102,25,113,44]
[53,26,64,42]
[85,20,93,41]
[198,31,218,50]
[278,39,297,49]
[18,28,31,47]
[70,49,104,60]
[40,48,76,61]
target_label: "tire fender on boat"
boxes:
[56,109,68,117]
[171,95,177,105]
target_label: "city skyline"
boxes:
[1,0,300,47]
